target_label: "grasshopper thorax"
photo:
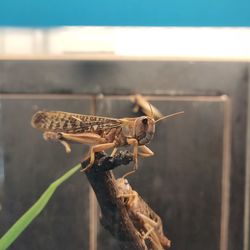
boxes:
[134,116,155,145]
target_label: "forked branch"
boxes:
[82,151,146,250]
[81,151,170,250]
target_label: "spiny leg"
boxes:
[137,212,164,250]
[59,132,106,162]
[81,142,116,172]
[79,148,92,163]
[142,226,155,241]
[127,138,138,169]
[137,212,158,228]
[143,226,163,250]
[43,131,106,154]
[138,212,171,249]
[117,191,138,207]
[123,138,138,178]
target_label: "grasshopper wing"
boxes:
[31,111,122,133]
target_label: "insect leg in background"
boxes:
[116,177,171,249]
[131,94,163,120]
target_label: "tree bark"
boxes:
[82,151,146,250]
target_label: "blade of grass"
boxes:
[0,163,81,250]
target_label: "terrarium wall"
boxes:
[0,60,249,250]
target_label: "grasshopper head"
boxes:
[135,116,155,145]
[134,111,184,145]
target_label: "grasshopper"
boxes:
[131,94,164,120]
[31,108,183,174]
[116,177,171,249]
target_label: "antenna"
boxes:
[155,111,184,123]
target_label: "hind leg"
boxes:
[81,142,116,172]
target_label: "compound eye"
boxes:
[142,118,148,125]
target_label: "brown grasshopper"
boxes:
[31,109,183,174]
[131,94,164,120]
[116,177,171,249]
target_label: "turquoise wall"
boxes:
[0,0,249,26]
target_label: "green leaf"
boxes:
[0,163,82,250]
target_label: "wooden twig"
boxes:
[82,151,146,250]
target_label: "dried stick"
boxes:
[82,151,146,250]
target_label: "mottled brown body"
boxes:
[32,111,155,146]
[32,111,122,134]
[31,111,156,173]
[31,110,183,173]
[116,178,171,249]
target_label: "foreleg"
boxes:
[123,138,138,177]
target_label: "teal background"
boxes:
[0,0,249,26]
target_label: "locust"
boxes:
[131,94,164,120]
[31,108,184,174]
[116,177,171,249]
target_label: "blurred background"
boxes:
[0,1,250,250]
